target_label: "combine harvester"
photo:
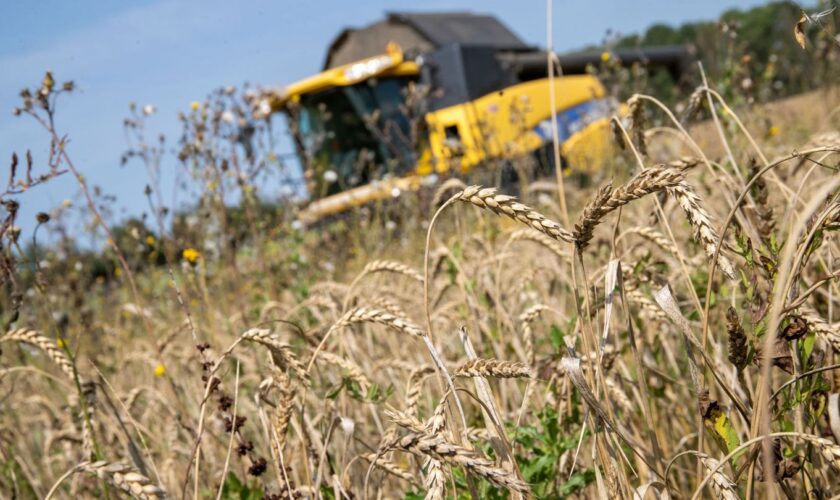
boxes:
[253,12,692,224]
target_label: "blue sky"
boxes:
[1,0,771,236]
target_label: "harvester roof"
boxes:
[323,11,530,69]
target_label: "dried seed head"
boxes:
[726,306,748,371]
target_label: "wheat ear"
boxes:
[668,181,737,280]
[455,358,535,379]
[575,167,684,248]
[360,453,416,483]
[387,432,530,493]
[316,351,372,392]
[240,328,309,386]
[361,259,424,283]
[404,366,435,417]
[79,460,167,499]
[509,228,569,261]
[456,186,574,243]
[519,304,548,366]
[697,455,739,500]
[423,398,448,500]
[270,370,295,455]
[2,328,75,380]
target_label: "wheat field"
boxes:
[3,66,840,500]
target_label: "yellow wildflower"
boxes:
[768,125,780,138]
[190,101,201,111]
[145,235,156,246]
[600,51,611,63]
[57,338,66,349]
[154,364,166,377]
[182,248,201,264]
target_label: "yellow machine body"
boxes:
[259,47,613,224]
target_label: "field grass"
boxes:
[2,73,840,500]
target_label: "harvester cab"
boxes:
[252,12,692,224]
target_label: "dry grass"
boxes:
[3,74,840,500]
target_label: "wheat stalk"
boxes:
[807,435,840,471]
[369,296,408,317]
[335,307,424,337]
[2,328,75,380]
[518,304,548,366]
[240,328,309,385]
[382,407,445,498]
[509,228,569,261]
[431,177,468,209]
[799,307,840,351]
[575,167,685,248]
[361,260,424,283]
[79,380,97,460]
[454,358,535,379]
[456,185,574,243]
[79,460,167,499]
[317,351,372,392]
[424,399,447,500]
[625,226,679,256]
[361,453,416,483]
[387,432,530,493]
[668,181,737,280]
[270,370,295,455]
[697,455,739,500]
[626,289,670,323]
[405,366,435,417]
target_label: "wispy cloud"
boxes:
[0,1,241,90]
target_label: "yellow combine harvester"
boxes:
[253,12,691,224]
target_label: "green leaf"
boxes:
[549,324,564,351]
[221,472,262,500]
[559,469,596,496]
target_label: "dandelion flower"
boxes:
[182,248,201,264]
[154,364,166,377]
